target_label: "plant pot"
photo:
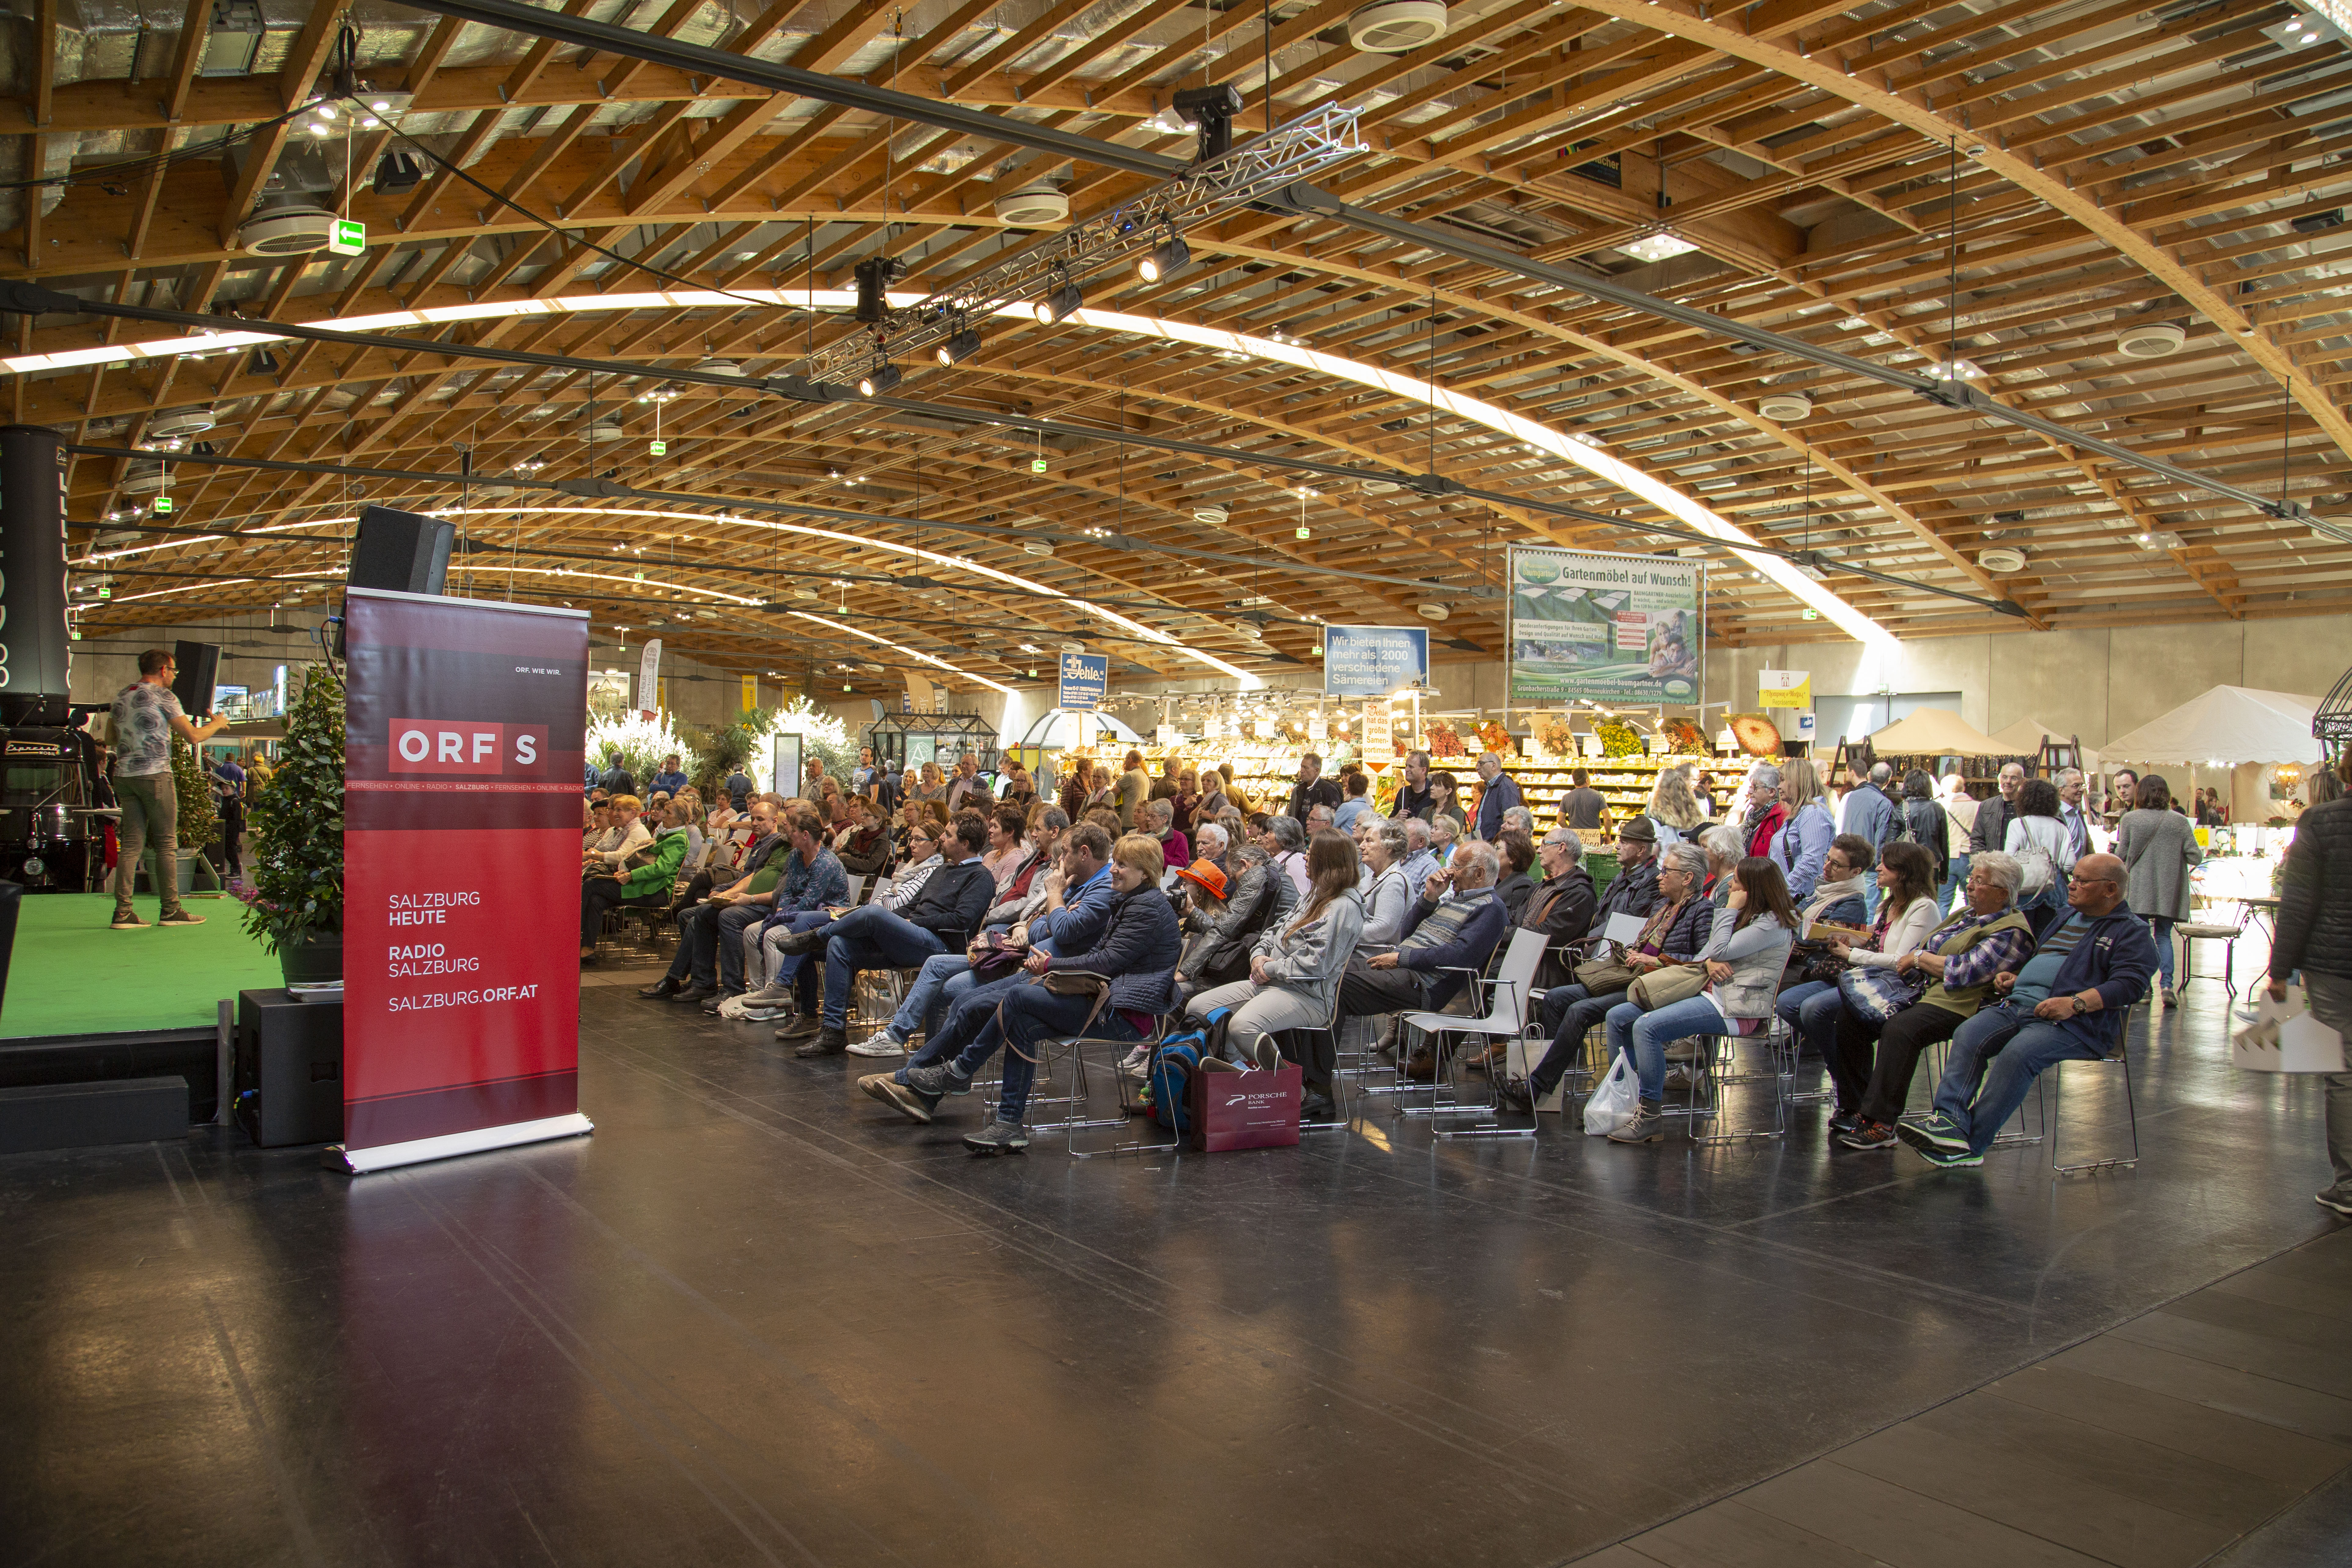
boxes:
[136,849,203,895]
[278,932,342,987]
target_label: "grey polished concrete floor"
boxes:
[1,969,2344,1567]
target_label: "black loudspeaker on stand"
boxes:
[170,640,221,718]
[348,504,455,595]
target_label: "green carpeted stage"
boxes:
[3,894,286,1040]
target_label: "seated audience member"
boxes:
[1501,841,1713,1111]
[1900,852,2156,1165]
[1084,805,1123,841]
[865,831,1181,1154]
[1429,813,1461,867]
[1698,824,1742,902]
[1825,851,2035,1151]
[1429,770,1467,832]
[1500,806,1536,845]
[1775,840,1941,1063]
[583,799,606,849]
[1494,831,1538,922]
[849,818,1106,1059]
[584,794,653,872]
[1599,855,1798,1145]
[1186,830,1366,1120]
[1397,816,1441,893]
[772,810,998,1057]
[1359,821,1416,949]
[1144,797,1191,869]
[1336,840,1509,1077]
[721,810,852,1016]
[1304,802,1336,840]
[640,800,784,1001]
[1192,821,1231,880]
[1801,835,1875,932]
[580,801,692,959]
[1174,837,1297,996]
[1334,769,1373,832]
[979,802,1030,886]
[1519,829,1599,990]
[833,798,893,878]
[1583,815,1662,939]
[890,799,931,869]
[981,806,1063,920]
[1260,815,1310,895]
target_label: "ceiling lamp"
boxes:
[147,407,217,441]
[692,358,747,377]
[2116,322,2186,359]
[994,182,1069,228]
[582,418,625,442]
[1757,391,1813,422]
[1977,546,2028,574]
[934,327,982,367]
[1620,232,1700,264]
[1036,276,1084,325]
[1137,232,1192,283]
[856,362,902,397]
[234,207,337,257]
[1023,539,1055,556]
[1347,0,1448,53]
[1192,504,1230,524]
[1417,601,1450,622]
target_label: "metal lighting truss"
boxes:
[798,104,1364,391]
[390,0,2352,546]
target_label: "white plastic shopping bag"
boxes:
[2232,985,2347,1074]
[1583,1051,1639,1137]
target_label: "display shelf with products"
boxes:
[1507,755,1691,830]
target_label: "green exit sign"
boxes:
[328,218,367,256]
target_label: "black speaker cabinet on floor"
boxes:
[347,504,455,595]
[169,639,220,718]
[233,989,343,1147]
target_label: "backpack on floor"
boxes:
[1149,1035,1206,1133]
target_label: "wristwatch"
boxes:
[2069,994,2089,1016]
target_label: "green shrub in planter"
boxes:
[240,664,344,968]
[171,733,220,850]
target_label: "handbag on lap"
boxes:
[1837,964,1923,1027]
[1628,963,1708,1010]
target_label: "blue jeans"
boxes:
[753,909,832,992]
[914,979,1143,1122]
[897,972,1029,1079]
[1941,855,1968,914]
[2145,916,2176,987]
[1607,994,1732,1102]
[1775,979,1844,1058]
[890,952,977,1040]
[818,905,949,1028]
[1934,1003,2103,1154]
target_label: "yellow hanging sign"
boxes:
[1758,670,1811,709]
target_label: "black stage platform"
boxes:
[1,969,2345,1566]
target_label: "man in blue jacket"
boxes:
[1472,752,1524,842]
[774,811,997,1057]
[1899,851,2156,1165]
[865,832,1181,1152]
[1839,762,1897,918]
[854,823,1116,1062]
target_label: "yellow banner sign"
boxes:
[1758,670,1810,709]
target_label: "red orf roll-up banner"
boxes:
[334,587,593,1173]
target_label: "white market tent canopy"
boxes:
[2097,686,2323,766]
[1869,708,2008,757]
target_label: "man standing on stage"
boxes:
[109,649,228,929]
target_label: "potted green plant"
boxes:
[239,664,345,984]
[168,733,222,893]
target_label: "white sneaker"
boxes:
[846,1028,907,1057]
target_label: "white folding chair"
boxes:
[1395,927,1549,1139]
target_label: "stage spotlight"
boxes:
[934,327,982,366]
[857,362,902,397]
[1036,277,1084,325]
[1137,232,1191,283]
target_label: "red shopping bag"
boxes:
[1187,1058,1302,1152]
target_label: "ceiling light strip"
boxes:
[786,609,1014,694]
